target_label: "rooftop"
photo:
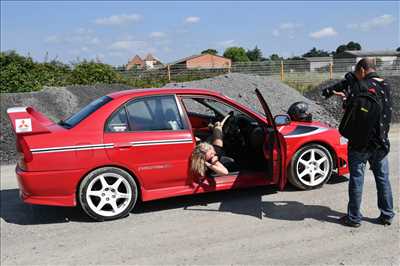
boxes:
[340,50,399,57]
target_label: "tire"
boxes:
[78,167,138,221]
[288,144,333,190]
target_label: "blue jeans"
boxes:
[347,148,395,223]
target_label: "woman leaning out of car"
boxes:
[190,114,234,180]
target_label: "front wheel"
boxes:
[78,167,138,221]
[288,144,333,190]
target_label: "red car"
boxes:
[7,88,349,221]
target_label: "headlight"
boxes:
[340,136,348,145]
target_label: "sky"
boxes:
[1,1,399,66]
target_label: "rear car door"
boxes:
[103,95,195,190]
[255,89,287,189]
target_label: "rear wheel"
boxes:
[79,167,138,221]
[288,144,333,190]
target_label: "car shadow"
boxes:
[0,189,93,225]
[1,177,348,226]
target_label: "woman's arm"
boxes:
[205,156,229,176]
[211,114,231,148]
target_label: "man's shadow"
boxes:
[185,192,345,224]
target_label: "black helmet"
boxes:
[287,101,312,122]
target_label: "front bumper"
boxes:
[336,144,349,176]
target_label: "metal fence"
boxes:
[117,57,400,84]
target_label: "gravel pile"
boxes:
[164,73,338,124]
[0,84,136,164]
[304,75,400,124]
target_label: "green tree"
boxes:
[269,54,283,61]
[347,41,362,51]
[396,47,400,52]
[246,46,263,61]
[223,47,250,62]
[201,49,218,55]
[302,47,331,57]
[335,41,362,54]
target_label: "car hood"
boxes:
[277,121,333,138]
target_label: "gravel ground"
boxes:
[304,75,400,124]
[0,84,136,164]
[164,73,338,124]
[1,126,399,265]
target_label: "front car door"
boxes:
[255,89,287,190]
[103,94,195,192]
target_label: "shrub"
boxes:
[69,61,120,85]
[0,51,41,92]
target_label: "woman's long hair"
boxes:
[190,142,213,177]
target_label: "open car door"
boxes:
[255,89,287,190]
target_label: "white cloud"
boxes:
[45,35,62,44]
[280,22,301,30]
[309,27,338,39]
[185,16,200,24]
[217,40,235,48]
[75,28,93,34]
[272,22,302,37]
[149,32,166,38]
[348,14,395,31]
[109,40,148,50]
[94,14,142,26]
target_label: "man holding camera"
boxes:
[323,58,394,228]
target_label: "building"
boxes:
[303,56,333,72]
[170,54,232,69]
[334,50,399,69]
[126,55,144,70]
[126,53,162,70]
[143,53,162,69]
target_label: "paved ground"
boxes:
[1,126,399,265]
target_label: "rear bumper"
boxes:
[16,166,84,207]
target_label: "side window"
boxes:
[106,107,129,132]
[181,98,215,117]
[125,95,185,131]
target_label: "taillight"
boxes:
[17,151,27,170]
[16,137,31,170]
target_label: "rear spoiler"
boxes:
[7,107,53,135]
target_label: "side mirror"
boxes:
[274,115,291,126]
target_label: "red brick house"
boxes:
[170,54,231,69]
[126,53,162,70]
[126,55,144,70]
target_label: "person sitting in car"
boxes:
[190,115,236,179]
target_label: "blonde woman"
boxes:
[190,114,235,178]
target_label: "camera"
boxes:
[321,72,358,99]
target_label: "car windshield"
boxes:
[61,96,112,128]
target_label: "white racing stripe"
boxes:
[131,138,193,146]
[30,139,193,154]
[31,143,114,154]
[284,127,328,138]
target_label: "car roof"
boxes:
[107,87,224,99]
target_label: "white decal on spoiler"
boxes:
[15,118,32,133]
[7,107,28,113]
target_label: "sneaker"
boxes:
[339,215,361,228]
[378,216,392,226]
